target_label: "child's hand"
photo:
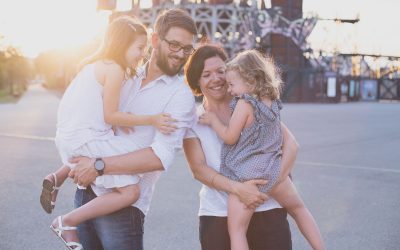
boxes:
[199,111,217,126]
[152,113,178,135]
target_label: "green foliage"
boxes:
[33,39,100,90]
[0,45,33,96]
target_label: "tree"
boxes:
[33,39,100,90]
[0,41,32,96]
[3,46,32,95]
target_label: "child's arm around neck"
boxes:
[99,61,163,128]
[200,99,254,145]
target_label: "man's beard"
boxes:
[155,47,185,76]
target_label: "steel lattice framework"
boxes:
[124,2,317,56]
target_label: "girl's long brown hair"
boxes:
[79,16,147,75]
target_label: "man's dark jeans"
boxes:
[199,208,292,250]
[74,186,145,250]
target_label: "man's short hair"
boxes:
[154,9,197,38]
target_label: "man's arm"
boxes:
[69,85,196,187]
[69,148,164,187]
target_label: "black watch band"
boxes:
[94,158,105,176]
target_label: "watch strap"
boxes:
[95,158,105,176]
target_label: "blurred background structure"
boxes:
[1,0,399,103]
[108,0,400,102]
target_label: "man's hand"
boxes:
[232,179,269,210]
[68,157,97,187]
[118,126,135,135]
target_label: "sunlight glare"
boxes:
[0,0,109,57]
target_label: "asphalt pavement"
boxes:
[0,84,399,250]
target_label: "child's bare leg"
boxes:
[227,194,254,250]
[45,165,70,187]
[271,177,325,250]
[52,184,140,244]
[62,184,140,226]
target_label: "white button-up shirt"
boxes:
[117,66,196,215]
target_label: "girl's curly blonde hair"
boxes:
[226,50,282,100]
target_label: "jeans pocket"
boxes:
[74,188,84,208]
[130,207,145,235]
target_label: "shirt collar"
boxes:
[135,63,182,85]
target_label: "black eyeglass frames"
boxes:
[162,37,195,55]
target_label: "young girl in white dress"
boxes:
[199,50,325,250]
[40,16,176,250]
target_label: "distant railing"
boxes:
[115,2,316,57]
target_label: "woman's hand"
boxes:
[68,157,97,187]
[152,113,178,135]
[232,179,269,210]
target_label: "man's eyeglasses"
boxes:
[162,38,195,55]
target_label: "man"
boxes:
[69,9,198,250]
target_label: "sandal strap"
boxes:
[51,216,82,250]
[52,173,58,189]
[60,225,78,231]
[66,241,83,250]
[56,216,77,232]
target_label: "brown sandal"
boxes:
[40,173,59,214]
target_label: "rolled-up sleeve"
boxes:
[150,86,196,170]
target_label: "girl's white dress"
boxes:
[56,63,140,192]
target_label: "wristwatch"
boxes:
[94,158,105,176]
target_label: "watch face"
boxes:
[95,159,105,171]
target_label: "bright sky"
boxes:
[0,0,398,58]
[303,0,399,56]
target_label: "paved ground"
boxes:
[0,84,399,250]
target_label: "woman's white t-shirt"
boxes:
[185,105,281,217]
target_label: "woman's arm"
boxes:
[199,100,252,145]
[102,64,177,133]
[278,122,299,183]
[183,137,268,209]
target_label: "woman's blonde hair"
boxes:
[226,50,282,100]
[79,15,147,75]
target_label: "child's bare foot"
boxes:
[40,173,59,214]
[50,216,82,250]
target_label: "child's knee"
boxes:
[118,184,140,204]
[287,200,307,217]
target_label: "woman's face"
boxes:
[199,56,228,101]
[125,34,147,69]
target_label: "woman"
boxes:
[183,44,298,250]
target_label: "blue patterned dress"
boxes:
[220,94,283,193]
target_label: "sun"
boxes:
[0,0,110,57]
